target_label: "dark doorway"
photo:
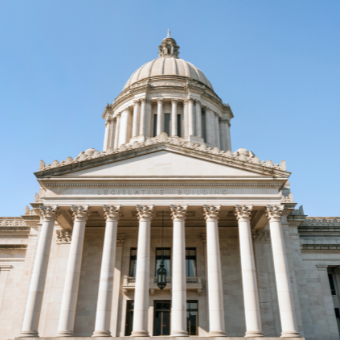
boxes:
[125,300,134,336]
[154,300,171,336]
[187,301,198,335]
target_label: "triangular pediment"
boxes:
[58,150,263,178]
[35,136,289,180]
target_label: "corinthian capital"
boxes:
[136,205,154,222]
[157,98,163,104]
[103,205,121,221]
[71,205,90,222]
[39,205,59,221]
[170,205,188,222]
[203,205,221,222]
[266,205,283,222]
[235,205,253,222]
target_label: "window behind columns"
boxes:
[129,248,137,277]
[335,308,340,334]
[186,248,197,277]
[328,273,337,295]
[155,248,171,276]
[125,300,134,336]
[177,114,182,137]
[187,301,198,335]
[201,110,206,142]
[164,113,171,135]
[153,115,158,137]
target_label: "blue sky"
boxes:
[0,0,339,217]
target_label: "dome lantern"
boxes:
[158,29,180,58]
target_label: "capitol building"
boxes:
[1,32,340,340]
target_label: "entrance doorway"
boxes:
[154,300,171,336]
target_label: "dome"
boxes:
[123,31,213,90]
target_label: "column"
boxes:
[19,206,58,337]
[156,98,164,135]
[203,205,226,337]
[267,205,300,338]
[131,205,154,337]
[205,108,213,146]
[108,118,116,151]
[103,119,110,152]
[316,265,339,339]
[114,114,120,149]
[139,99,146,137]
[215,113,220,148]
[188,98,195,136]
[93,205,121,337]
[170,205,188,337]
[118,109,131,147]
[171,99,178,136]
[195,100,202,137]
[55,205,89,337]
[220,118,231,151]
[132,100,140,138]
[235,205,263,337]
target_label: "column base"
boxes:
[208,331,227,337]
[92,330,111,337]
[281,331,301,338]
[18,331,39,338]
[245,331,264,337]
[131,331,150,337]
[55,331,75,337]
[170,330,189,336]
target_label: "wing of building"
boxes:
[1,32,339,340]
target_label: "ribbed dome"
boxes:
[123,57,213,90]
[123,31,213,90]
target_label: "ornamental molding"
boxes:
[136,205,154,222]
[56,229,72,244]
[38,206,59,221]
[235,205,253,221]
[266,205,284,222]
[103,205,121,221]
[43,182,282,188]
[170,205,188,221]
[301,244,340,253]
[203,205,221,222]
[301,218,340,227]
[71,205,90,222]
[36,133,289,178]
[252,230,270,242]
[117,233,126,245]
[0,218,27,227]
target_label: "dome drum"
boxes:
[102,34,233,154]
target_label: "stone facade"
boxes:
[0,33,339,340]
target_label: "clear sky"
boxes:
[0,0,339,217]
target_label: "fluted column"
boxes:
[92,206,121,337]
[203,205,226,337]
[109,119,116,151]
[205,108,214,146]
[215,113,220,148]
[195,100,202,137]
[132,100,140,138]
[114,114,120,149]
[171,99,178,136]
[20,206,58,337]
[56,206,89,337]
[139,99,146,137]
[267,205,300,338]
[170,205,188,337]
[131,205,154,337]
[188,98,195,136]
[157,98,164,135]
[235,205,263,337]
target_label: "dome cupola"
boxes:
[102,31,234,153]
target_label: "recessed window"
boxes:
[201,111,206,142]
[335,308,340,334]
[164,113,171,135]
[186,248,197,277]
[328,273,337,295]
[187,300,198,335]
[155,248,171,276]
[129,248,137,277]
[153,115,158,137]
[125,300,134,336]
[177,114,182,137]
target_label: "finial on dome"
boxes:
[158,31,180,58]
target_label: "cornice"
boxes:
[36,133,290,179]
